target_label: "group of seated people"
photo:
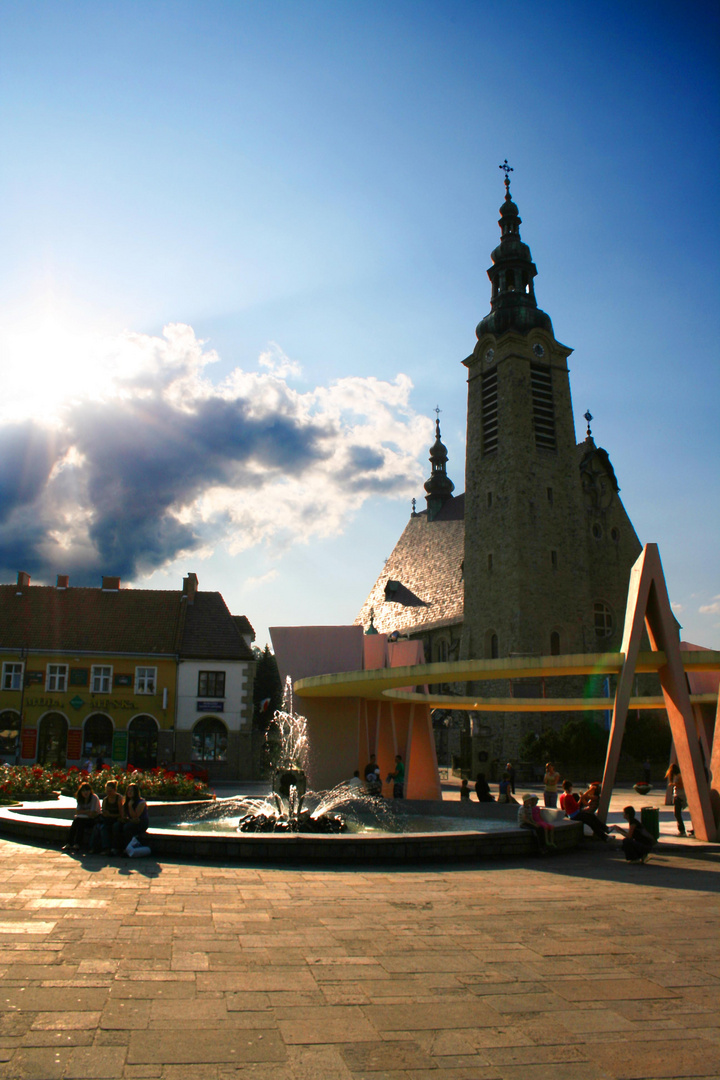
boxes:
[63,778,150,855]
[467,772,655,862]
[518,782,655,861]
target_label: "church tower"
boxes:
[424,415,455,521]
[461,166,636,663]
[356,166,642,757]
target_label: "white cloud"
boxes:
[258,341,302,380]
[0,324,427,584]
[244,569,280,589]
[699,597,720,615]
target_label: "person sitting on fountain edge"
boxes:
[474,773,494,802]
[364,755,382,796]
[559,780,610,841]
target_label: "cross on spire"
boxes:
[499,158,513,196]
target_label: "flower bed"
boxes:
[0,764,213,803]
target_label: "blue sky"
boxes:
[0,0,718,648]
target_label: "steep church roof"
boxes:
[355,494,464,636]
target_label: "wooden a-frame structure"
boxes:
[598,544,718,842]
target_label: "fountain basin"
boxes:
[0,799,582,863]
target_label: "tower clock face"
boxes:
[533,343,545,358]
[485,348,494,366]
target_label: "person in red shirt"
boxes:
[559,780,611,841]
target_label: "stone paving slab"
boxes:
[0,831,719,1079]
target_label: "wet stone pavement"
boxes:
[0,832,719,1080]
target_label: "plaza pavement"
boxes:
[0,789,718,1080]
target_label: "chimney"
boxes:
[183,573,199,604]
[17,571,30,589]
[56,574,69,589]
[101,576,121,591]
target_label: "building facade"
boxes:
[0,571,255,780]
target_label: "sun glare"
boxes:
[0,302,115,422]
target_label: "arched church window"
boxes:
[594,602,613,639]
[485,631,499,660]
[481,369,498,454]
[531,364,556,450]
[550,632,561,656]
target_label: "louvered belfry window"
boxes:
[531,363,556,450]
[482,368,498,454]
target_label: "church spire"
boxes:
[476,164,554,339]
[424,409,454,520]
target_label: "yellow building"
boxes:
[0,572,255,776]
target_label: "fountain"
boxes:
[174,680,396,836]
[234,680,343,833]
[0,680,583,861]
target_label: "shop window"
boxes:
[46,664,68,692]
[192,718,228,762]
[198,671,225,698]
[2,663,23,691]
[0,711,21,758]
[127,715,158,770]
[83,714,113,762]
[37,713,68,766]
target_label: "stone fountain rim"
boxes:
[0,798,582,863]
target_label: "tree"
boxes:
[519,717,608,779]
[252,646,283,730]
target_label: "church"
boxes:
[356,169,643,763]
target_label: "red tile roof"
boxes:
[182,594,253,661]
[0,582,253,661]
